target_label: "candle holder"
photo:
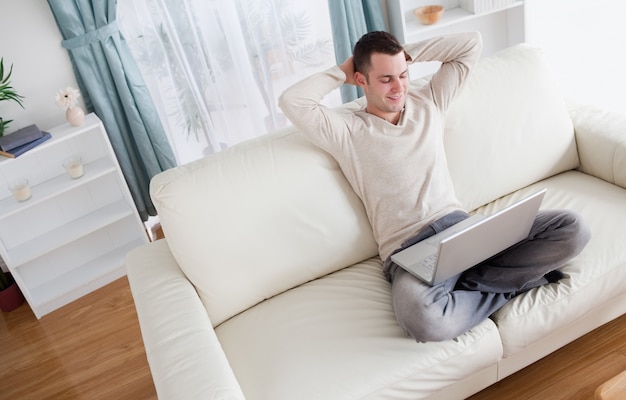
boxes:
[8,178,31,202]
[63,155,84,179]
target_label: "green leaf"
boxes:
[0,59,12,85]
[0,58,25,108]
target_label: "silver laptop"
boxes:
[391,188,547,286]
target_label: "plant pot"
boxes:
[0,278,25,312]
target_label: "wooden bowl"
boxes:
[413,5,445,25]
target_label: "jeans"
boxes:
[387,209,591,342]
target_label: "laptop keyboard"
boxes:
[420,254,438,271]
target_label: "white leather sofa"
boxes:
[125,44,626,399]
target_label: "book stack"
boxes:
[459,0,516,14]
[0,124,51,158]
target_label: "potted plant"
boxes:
[0,57,25,136]
[0,257,25,312]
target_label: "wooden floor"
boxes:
[470,313,626,400]
[0,277,157,400]
[1,276,625,400]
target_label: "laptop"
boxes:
[391,188,547,286]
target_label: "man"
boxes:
[278,31,590,342]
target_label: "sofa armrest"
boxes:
[125,240,245,400]
[570,103,626,189]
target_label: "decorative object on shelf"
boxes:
[413,5,445,25]
[459,0,516,14]
[63,155,84,179]
[55,86,84,126]
[0,57,26,137]
[8,178,31,202]
[0,130,51,158]
[0,258,25,312]
[0,124,44,151]
[65,106,85,127]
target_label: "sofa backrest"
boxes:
[151,130,378,326]
[151,44,580,326]
[443,44,579,210]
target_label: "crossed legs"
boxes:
[390,209,591,342]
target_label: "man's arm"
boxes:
[405,32,482,111]
[278,66,351,155]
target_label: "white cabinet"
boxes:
[387,0,525,77]
[0,113,148,318]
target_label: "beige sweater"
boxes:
[278,32,482,265]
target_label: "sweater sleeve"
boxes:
[278,66,351,156]
[404,32,482,112]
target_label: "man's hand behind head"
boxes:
[340,56,358,86]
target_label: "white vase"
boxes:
[66,106,85,127]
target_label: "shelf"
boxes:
[26,239,145,312]
[0,157,116,218]
[0,113,104,165]
[0,113,148,318]
[403,2,523,38]
[7,200,134,266]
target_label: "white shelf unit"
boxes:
[0,113,149,318]
[387,0,525,77]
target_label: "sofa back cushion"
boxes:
[151,130,378,326]
[443,44,580,211]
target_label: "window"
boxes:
[119,0,341,165]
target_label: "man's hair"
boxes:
[353,31,406,78]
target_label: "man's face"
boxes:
[356,51,409,123]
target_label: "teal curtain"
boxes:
[47,0,176,221]
[328,0,387,103]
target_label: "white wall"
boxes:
[525,0,626,115]
[0,0,81,133]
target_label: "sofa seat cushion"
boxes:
[215,258,502,400]
[482,171,626,356]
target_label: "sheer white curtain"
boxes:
[118,0,341,165]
